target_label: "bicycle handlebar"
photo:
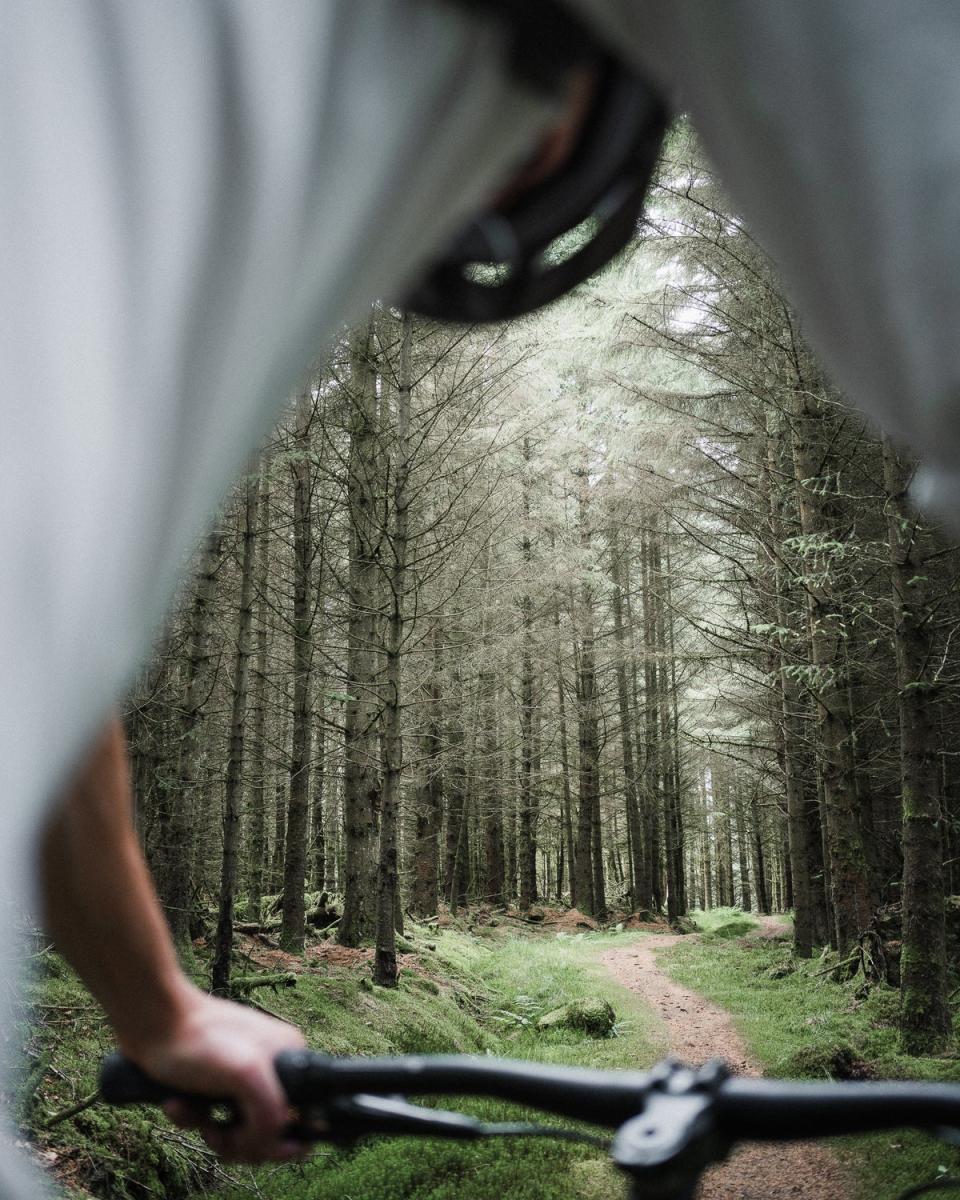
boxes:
[100,1049,960,1140]
[98,1051,960,1200]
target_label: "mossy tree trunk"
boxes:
[375,311,412,987]
[883,435,952,1053]
[212,465,260,993]
[282,387,316,954]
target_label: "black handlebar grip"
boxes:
[99,1053,185,1105]
[273,1048,330,1105]
[99,1051,315,1108]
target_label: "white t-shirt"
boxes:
[0,3,549,1191]
[5,1,960,1192]
[576,0,960,512]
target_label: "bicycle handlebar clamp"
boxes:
[611,1059,732,1200]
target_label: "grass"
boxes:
[661,923,960,1200]
[687,906,759,939]
[14,951,218,1200]
[31,911,959,1200]
[20,925,662,1200]
[216,928,662,1200]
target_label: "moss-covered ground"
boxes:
[19,923,661,1200]
[663,918,960,1200]
[21,910,960,1200]
[216,927,661,1200]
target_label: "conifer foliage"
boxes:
[128,129,958,1050]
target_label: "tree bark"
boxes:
[518,449,538,909]
[163,529,222,956]
[281,387,315,953]
[246,457,271,920]
[573,470,601,915]
[340,322,382,946]
[412,623,443,917]
[212,466,260,993]
[375,311,413,987]
[792,391,872,956]
[444,672,469,911]
[610,527,645,910]
[882,435,952,1053]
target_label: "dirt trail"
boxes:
[600,921,857,1199]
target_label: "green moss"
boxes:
[14,961,216,1199]
[662,932,960,1199]
[688,907,759,939]
[23,928,660,1200]
[215,931,661,1200]
[537,999,617,1038]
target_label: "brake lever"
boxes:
[324,1095,489,1146]
[98,1052,488,1146]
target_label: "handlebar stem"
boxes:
[612,1060,731,1199]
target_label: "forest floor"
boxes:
[19,908,960,1200]
[600,917,855,1199]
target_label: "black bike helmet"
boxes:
[405,1,670,323]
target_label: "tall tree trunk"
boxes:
[574,470,601,915]
[666,548,687,917]
[412,623,443,917]
[610,527,645,909]
[163,529,222,956]
[764,410,818,955]
[311,700,326,890]
[444,671,469,911]
[735,792,752,911]
[212,466,260,993]
[658,535,685,919]
[792,391,872,956]
[518,451,538,909]
[555,607,576,907]
[750,788,771,915]
[340,322,382,946]
[270,685,290,895]
[640,523,662,912]
[375,311,412,987]
[883,436,952,1053]
[246,458,271,920]
[505,767,518,902]
[282,388,315,953]
[481,676,505,905]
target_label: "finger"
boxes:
[201,1126,308,1164]
[231,1060,292,1160]
[162,1098,212,1130]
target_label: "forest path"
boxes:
[599,929,858,1199]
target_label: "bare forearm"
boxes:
[39,715,305,1162]
[40,716,193,1054]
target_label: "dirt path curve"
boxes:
[600,921,857,1199]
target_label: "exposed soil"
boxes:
[600,923,858,1199]
[544,907,600,933]
[235,933,420,973]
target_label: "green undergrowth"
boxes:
[20,926,659,1200]
[15,950,222,1200]
[662,926,960,1200]
[217,928,661,1200]
[688,906,759,939]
